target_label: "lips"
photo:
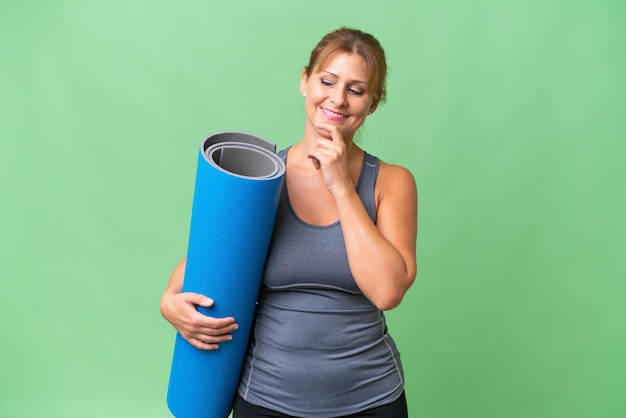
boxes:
[321,107,348,121]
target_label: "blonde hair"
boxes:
[305,27,388,103]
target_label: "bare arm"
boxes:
[335,163,417,310]
[160,258,239,350]
[308,124,418,310]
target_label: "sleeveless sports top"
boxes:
[237,148,404,417]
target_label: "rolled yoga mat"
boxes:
[167,132,285,418]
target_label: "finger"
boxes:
[306,146,323,169]
[191,337,221,351]
[189,313,237,332]
[196,320,239,336]
[189,323,238,349]
[315,123,343,143]
[182,293,236,327]
[310,143,344,166]
[178,292,214,309]
[192,293,214,308]
[309,148,332,165]
[307,148,327,170]
[314,138,342,153]
[184,322,236,344]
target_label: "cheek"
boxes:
[353,102,371,117]
[307,85,325,101]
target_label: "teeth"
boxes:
[323,108,346,118]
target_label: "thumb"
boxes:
[187,292,214,308]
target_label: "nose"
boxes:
[330,88,347,107]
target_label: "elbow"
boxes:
[372,288,407,311]
[373,296,404,311]
[371,272,417,311]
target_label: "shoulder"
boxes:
[277,148,289,160]
[376,160,417,201]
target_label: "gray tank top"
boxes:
[238,149,404,417]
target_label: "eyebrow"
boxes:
[321,71,368,85]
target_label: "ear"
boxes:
[368,98,380,115]
[299,69,309,97]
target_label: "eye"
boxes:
[349,88,364,96]
[320,78,333,86]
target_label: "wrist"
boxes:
[330,181,355,199]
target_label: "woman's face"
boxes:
[300,51,378,141]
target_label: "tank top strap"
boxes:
[356,151,380,223]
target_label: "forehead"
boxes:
[315,51,371,81]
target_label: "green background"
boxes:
[1,1,624,417]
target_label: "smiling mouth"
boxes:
[321,107,348,120]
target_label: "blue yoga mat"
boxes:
[167,132,285,418]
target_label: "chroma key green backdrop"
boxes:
[1,1,624,417]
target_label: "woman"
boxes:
[161,27,418,417]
